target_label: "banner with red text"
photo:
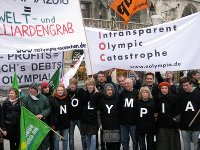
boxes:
[84,12,200,74]
[0,0,87,54]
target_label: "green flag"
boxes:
[19,106,51,150]
[49,67,60,94]
[12,72,19,92]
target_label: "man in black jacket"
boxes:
[179,77,200,150]
[119,78,138,150]
[68,78,87,150]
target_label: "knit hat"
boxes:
[40,81,50,90]
[29,82,39,91]
[158,82,171,89]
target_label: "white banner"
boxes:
[60,54,84,88]
[0,52,63,87]
[84,12,200,75]
[0,0,87,54]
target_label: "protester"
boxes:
[155,71,177,95]
[41,81,51,98]
[189,70,200,90]
[143,72,159,98]
[40,81,54,150]
[178,77,200,150]
[49,85,69,150]
[95,71,116,150]
[67,78,87,150]
[0,104,6,150]
[81,78,99,150]
[2,88,20,150]
[119,78,138,150]
[116,74,125,94]
[155,82,181,150]
[22,82,51,150]
[98,83,120,150]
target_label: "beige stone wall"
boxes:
[154,0,200,22]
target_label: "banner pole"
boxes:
[50,128,64,140]
[78,1,94,77]
[189,109,200,127]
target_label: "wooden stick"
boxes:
[189,109,200,127]
[0,128,6,136]
[50,128,64,140]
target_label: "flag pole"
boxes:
[189,109,200,127]
[50,128,64,140]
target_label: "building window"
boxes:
[81,2,91,18]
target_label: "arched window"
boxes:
[182,3,198,17]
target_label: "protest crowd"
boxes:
[1,0,200,149]
[0,69,200,150]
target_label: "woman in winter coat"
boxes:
[155,82,181,150]
[2,88,20,150]
[98,83,120,150]
[137,86,156,150]
[49,85,69,150]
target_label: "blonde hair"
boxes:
[69,78,78,85]
[52,85,67,97]
[85,78,96,86]
[139,86,153,100]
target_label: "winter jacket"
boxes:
[136,99,156,134]
[119,89,138,125]
[81,90,99,135]
[67,88,85,120]
[99,94,120,130]
[179,88,200,131]
[2,99,20,140]
[22,93,50,121]
[49,96,69,130]
[155,93,180,129]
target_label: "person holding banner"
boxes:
[178,77,200,150]
[67,78,87,150]
[143,72,159,99]
[22,82,51,150]
[119,78,138,150]
[2,88,20,150]
[81,78,99,150]
[49,85,69,150]
[155,82,181,150]
[155,71,178,95]
[0,104,6,150]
